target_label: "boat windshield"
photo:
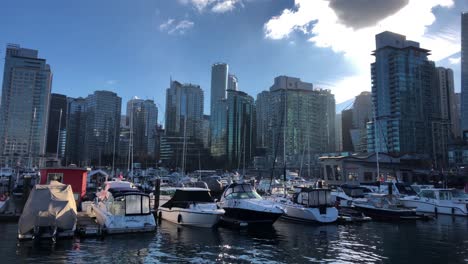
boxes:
[224,184,262,199]
[451,190,468,198]
[110,194,151,215]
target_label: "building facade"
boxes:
[164,80,204,170]
[367,31,444,168]
[210,63,229,159]
[0,44,52,167]
[226,89,255,169]
[46,93,67,158]
[462,12,468,140]
[436,67,459,140]
[84,91,121,166]
[126,98,158,162]
[65,97,87,166]
[263,76,335,169]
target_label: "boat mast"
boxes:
[181,114,187,176]
[374,107,380,182]
[283,86,287,196]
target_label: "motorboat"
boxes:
[218,182,284,227]
[18,181,77,241]
[353,193,422,221]
[331,184,373,207]
[399,189,468,216]
[272,188,338,224]
[158,188,225,228]
[91,180,156,234]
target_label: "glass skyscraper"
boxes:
[0,44,52,167]
[84,91,121,166]
[226,89,255,169]
[65,97,87,166]
[461,12,468,140]
[210,63,229,159]
[46,93,67,157]
[368,32,443,165]
[260,76,335,169]
[126,98,158,161]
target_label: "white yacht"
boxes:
[91,180,156,234]
[218,182,284,227]
[158,188,224,228]
[272,188,338,224]
[399,189,468,216]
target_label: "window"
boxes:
[348,172,358,181]
[364,172,373,182]
[420,190,435,199]
[47,173,63,183]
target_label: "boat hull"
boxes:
[353,204,420,221]
[158,208,223,228]
[91,205,156,234]
[221,207,283,225]
[399,198,468,217]
[280,205,338,224]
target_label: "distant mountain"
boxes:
[336,98,355,113]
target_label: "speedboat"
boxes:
[353,193,421,220]
[399,189,468,216]
[272,187,338,224]
[18,181,77,241]
[91,180,156,234]
[218,182,284,227]
[158,188,224,228]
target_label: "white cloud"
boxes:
[179,0,242,13]
[106,80,118,85]
[160,19,195,35]
[264,0,458,103]
[449,56,461,64]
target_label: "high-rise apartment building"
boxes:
[163,80,205,171]
[436,67,459,140]
[126,98,158,161]
[46,93,67,158]
[255,91,270,149]
[262,76,335,168]
[84,91,121,166]
[210,63,229,159]
[0,44,52,167]
[65,97,87,166]
[228,74,238,91]
[226,89,255,169]
[368,31,444,167]
[461,12,468,140]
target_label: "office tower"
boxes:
[126,98,158,161]
[462,12,468,140]
[255,91,270,149]
[85,91,121,166]
[0,44,52,167]
[341,109,354,152]
[65,97,87,166]
[455,93,461,140]
[163,80,205,171]
[436,67,459,139]
[226,89,255,169]
[46,93,67,158]
[368,31,444,167]
[201,115,210,149]
[266,76,335,168]
[165,80,204,139]
[210,63,229,159]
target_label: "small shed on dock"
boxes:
[39,167,88,202]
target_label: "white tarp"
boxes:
[18,181,77,235]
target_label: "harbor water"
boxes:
[1,216,467,263]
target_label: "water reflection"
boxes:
[0,217,466,263]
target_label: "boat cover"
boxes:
[18,181,77,235]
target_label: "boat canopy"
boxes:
[161,189,214,208]
[18,181,77,235]
[295,189,335,207]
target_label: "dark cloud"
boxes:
[328,0,409,29]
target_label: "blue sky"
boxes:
[1,0,467,123]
